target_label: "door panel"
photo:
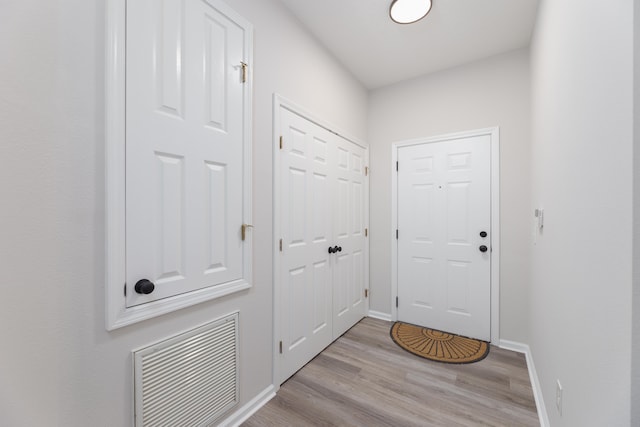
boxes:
[126,0,246,306]
[279,108,367,383]
[397,136,491,341]
[332,137,366,338]
[279,109,334,382]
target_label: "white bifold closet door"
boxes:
[279,107,366,383]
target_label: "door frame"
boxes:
[390,127,500,344]
[272,94,370,388]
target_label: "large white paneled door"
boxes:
[124,0,252,308]
[276,103,368,384]
[395,133,494,342]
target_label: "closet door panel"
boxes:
[279,109,333,382]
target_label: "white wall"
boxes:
[0,1,367,425]
[634,1,640,423]
[530,1,633,425]
[368,49,531,342]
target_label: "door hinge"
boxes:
[396,161,399,171]
[279,239,283,252]
[279,136,283,150]
[365,228,368,237]
[396,296,399,308]
[365,289,369,298]
[365,166,369,176]
[241,223,253,241]
[240,62,248,83]
[396,229,399,240]
[124,283,127,297]
[279,341,283,354]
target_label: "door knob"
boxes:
[479,245,488,253]
[337,246,342,252]
[328,246,335,254]
[135,279,155,295]
[480,231,488,238]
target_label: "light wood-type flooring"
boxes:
[243,318,539,427]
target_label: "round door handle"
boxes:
[328,246,335,254]
[337,246,342,252]
[479,245,488,253]
[135,279,155,295]
[480,231,488,238]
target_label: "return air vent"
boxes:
[133,312,239,427]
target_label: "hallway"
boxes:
[245,318,538,426]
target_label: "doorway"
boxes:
[273,96,370,385]
[391,128,500,343]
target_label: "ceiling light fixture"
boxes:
[389,0,433,24]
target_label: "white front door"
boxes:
[278,106,367,383]
[397,135,491,341]
[125,0,248,306]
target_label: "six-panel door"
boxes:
[126,0,247,306]
[397,136,491,341]
[279,109,334,382]
[279,107,367,383]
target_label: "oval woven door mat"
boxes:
[390,322,489,364]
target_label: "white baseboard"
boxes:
[367,310,393,322]
[499,340,550,427]
[219,384,276,427]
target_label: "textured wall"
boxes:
[529,1,633,425]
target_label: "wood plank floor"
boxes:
[243,318,539,427]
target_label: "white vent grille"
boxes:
[133,313,239,427]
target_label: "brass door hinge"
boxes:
[241,224,253,241]
[365,289,368,298]
[365,228,368,237]
[240,62,248,83]
[279,239,283,252]
[365,166,369,176]
[279,341,283,354]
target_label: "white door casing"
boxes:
[274,97,369,385]
[391,128,500,343]
[106,0,253,329]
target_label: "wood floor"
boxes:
[243,318,539,427]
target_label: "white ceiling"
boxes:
[278,0,540,89]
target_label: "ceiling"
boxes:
[278,0,540,89]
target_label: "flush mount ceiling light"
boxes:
[389,0,433,24]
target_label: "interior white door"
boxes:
[397,136,491,341]
[279,108,334,381]
[332,136,367,338]
[125,0,247,306]
[278,107,367,383]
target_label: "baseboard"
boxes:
[219,384,276,427]
[367,310,393,322]
[499,340,550,427]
